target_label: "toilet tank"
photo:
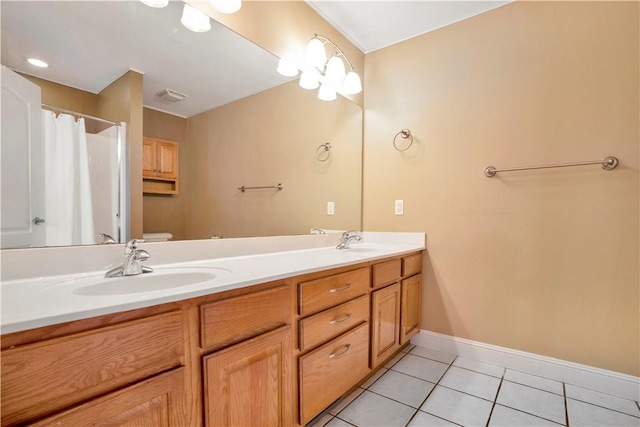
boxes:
[142,232,173,242]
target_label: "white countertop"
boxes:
[1,233,425,335]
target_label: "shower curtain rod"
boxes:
[41,104,119,126]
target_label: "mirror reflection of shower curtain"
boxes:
[42,111,95,246]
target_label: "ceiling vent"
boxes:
[157,88,188,102]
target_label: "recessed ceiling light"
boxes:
[27,58,48,68]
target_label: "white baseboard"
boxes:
[411,330,640,402]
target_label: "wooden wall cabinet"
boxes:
[143,137,179,194]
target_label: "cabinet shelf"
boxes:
[143,137,179,195]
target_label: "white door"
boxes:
[1,66,45,248]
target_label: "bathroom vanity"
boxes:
[0,233,424,426]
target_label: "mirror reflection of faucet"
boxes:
[336,231,362,249]
[98,233,116,244]
[105,239,154,278]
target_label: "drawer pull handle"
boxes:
[329,313,352,325]
[329,283,351,293]
[329,344,351,358]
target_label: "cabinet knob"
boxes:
[32,217,45,225]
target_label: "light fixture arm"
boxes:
[313,34,356,71]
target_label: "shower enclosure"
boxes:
[40,107,129,247]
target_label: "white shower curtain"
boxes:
[42,111,95,246]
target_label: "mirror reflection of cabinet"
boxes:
[143,137,179,195]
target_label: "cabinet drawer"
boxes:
[30,367,186,427]
[402,253,422,277]
[372,259,401,288]
[299,295,369,352]
[1,311,184,426]
[299,267,369,316]
[201,284,291,352]
[299,323,370,425]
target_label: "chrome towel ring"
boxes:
[393,129,413,151]
[316,142,331,162]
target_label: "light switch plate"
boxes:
[327,201,335,215]
[395,199,404,215]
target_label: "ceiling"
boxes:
[306,1,512,54]
[1,1,292,118]
[1,1,511,118]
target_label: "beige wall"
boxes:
[142,108,188,240]
[19,74,98,117]
[186,80,362,239]
[363,1,639,376]
[98,71,144,240]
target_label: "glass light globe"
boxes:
[318,82,337,101]
[325,56,346,83]
[181,4,211,33]
[140,0,168,8]
[299,70,320,90]
[277,58,299,77]
[209,0,242,14]
[342,71,362,95]
[305,38,327,71]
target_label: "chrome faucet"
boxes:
[98,233,116,244]
[336,230,362,249]
[105,239,154,278]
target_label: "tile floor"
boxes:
[308,345,640,427]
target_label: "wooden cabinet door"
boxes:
[371,283,401,368]
[401,274,422,344]
[157,140,178,179]
[204,326,293,427]
[30,368,187,427]
[142,137,157,178]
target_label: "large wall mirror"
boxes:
[1,1,363,248]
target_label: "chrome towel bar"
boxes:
[238,183,284,192]
[484,156,618,177]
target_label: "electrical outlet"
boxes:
[327,201,335,215]
[395,199,404,215]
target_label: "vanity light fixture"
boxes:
[277,34,362,101]
[209,0,242,14]
[276,58,299,77]
[181,3,211,33]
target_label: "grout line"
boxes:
[364,388,424,411]
[451,364,504,379]
[406,349,457,366]
[333,416,357,427]
[564,382,570,427]
[501,378,566,397]
[564,396,640,419]
[486,376,504,427]
[403,408,420,427]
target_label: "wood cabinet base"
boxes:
[204,326,293,427]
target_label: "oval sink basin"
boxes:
[43,267,232,296]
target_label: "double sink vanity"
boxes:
[1,232,425,426]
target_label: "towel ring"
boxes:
[393,129,413,151]
[316,142,331,162]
